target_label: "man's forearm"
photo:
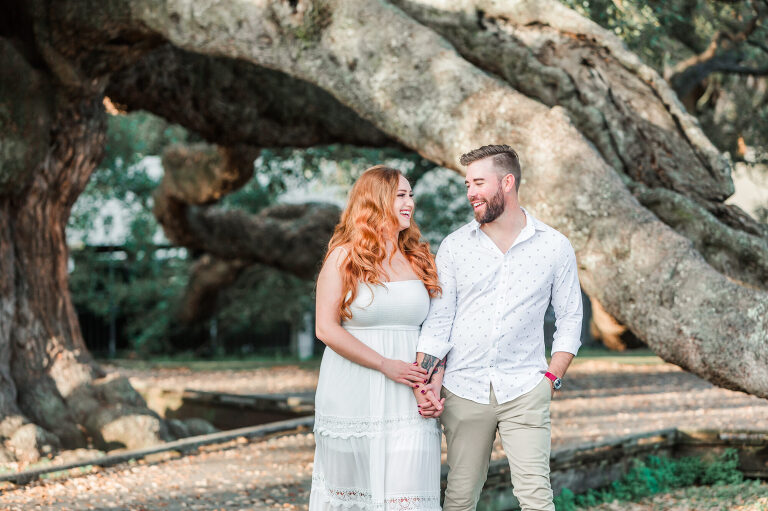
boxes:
[416,352,446,383]
[548,351,574,378]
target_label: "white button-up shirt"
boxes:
[417,209,583,405]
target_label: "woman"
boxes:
[310,165,443,510]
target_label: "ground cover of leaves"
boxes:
[1,357,767,510]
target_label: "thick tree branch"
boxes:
[631,184,768,289]
[106,44,392,149]
[393,0,735,199]
[177,255,249,325]
[156,143,339,280]
[159,143,258,206]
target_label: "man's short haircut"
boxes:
[460,145,521,191]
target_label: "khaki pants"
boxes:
[440,378,553,511]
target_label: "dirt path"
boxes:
[2,359,767,510]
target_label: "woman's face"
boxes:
[393,174,414,232]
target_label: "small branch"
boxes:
[176,255,249,324]
[667,9,762,97]
[714,62,768,75]
[747,38,768,55]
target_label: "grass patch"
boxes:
[555,449,746,510]
[100,353,321,372]
[556,347,664,365]
[577,480,768,510]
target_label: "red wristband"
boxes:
[544,371,558,382]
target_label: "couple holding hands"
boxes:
[309,145,583,511]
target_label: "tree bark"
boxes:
[177,255,249,325]
[0,29,176,462]
[105,44,392,149]
[390,0,768,286]
[155,142,340,279]
[589,297,644,352]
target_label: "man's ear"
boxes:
[503,173,516,193]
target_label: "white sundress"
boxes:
[309,280,442,510]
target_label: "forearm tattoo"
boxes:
[433,357,446,376]
[421,355,447,383]
[420,354,439,372]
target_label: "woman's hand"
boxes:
[415,381,444,418]
[380,359,428,387]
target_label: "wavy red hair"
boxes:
[325,165,441,320]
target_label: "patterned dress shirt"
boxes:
[417,209,583,404]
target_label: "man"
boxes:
[414,145,583,511]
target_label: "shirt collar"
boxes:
[468,207,545,236]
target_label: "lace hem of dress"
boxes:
[314,413,441,438]
[311,474,441,510]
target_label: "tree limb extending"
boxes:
[667,9,764,100]
[155,143,340,280]
[106,44,392,149]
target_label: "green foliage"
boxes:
[701,448,743,486]
[68,222,191,356]
[413,167,473,248]
[554,449,744,510]
[215,264,315,342]
[558,0,768,163]
[294,0,332,43]
[69,112,191,239]
[69,112,194,355]
[223,144,437,211]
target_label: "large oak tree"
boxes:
[1,0,766,461]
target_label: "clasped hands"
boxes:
[414,379,444,418]
[407,361,444,418]
[380,359,444,418]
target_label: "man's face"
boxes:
[465,158,505,224]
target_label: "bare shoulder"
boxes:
[325,244,350,268]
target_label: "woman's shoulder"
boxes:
[325,244,351,268]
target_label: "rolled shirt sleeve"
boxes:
[417,241,457,359]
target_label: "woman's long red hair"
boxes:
[325,165,441,320]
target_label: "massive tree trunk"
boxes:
[2,0,767,461]
[0,37,173,462]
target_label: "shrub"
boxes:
[554,449,744,510]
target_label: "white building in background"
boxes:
[67,156,167,249]
[727,162,768,220]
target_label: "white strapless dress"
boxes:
[309,280,442,511]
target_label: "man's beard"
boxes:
[474,186,505,224]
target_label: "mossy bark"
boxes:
[0,22,178,463]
